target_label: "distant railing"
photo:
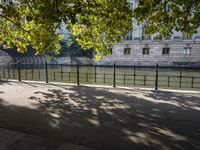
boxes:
[0,62,200,90]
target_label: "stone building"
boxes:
[97,0,200,66]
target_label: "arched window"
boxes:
[142,25,151,40]
[124,31,133,41]
[182,32,192,40]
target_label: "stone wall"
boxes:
[48,57,94,65]
[13,56,45,64]
[48,57,71,64]
[0,47,45,65]
[97,40,200,66]
[0,50,14,68]
[74,57,95,64]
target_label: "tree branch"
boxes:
[0,14,30,33]
[25,0,34,15]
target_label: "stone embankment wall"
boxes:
[0,48,45,66]
[49,57,94,65]
[97,40,200,67]
[0,50,94,66]
[0,50,14,68]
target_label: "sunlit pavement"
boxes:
[0,81,200,150]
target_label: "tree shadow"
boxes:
[21,81,38,87]
[0,84,200,150]
[0,80,12,85]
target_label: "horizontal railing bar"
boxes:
[4,62,200,69]
[159,75,200,78]
[116,78,155,81]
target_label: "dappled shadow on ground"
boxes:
[0,81,12,86]
[0,83,200,150]
[21,81,38,87]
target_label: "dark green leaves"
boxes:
[134,0,200,38]
[0,0,133,55]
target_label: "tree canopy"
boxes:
[0,0,199,55]
[0,0,132,55]
[58,35,93,58]
[134,0,200,38]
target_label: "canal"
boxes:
[1,63,200,90]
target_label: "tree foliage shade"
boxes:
[0,0,199,56]
[134,0,200,38]
[0,0,133,55]
[58,35,94,58]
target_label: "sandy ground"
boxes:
[0,81,200,150]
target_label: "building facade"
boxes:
[97,0,200,66]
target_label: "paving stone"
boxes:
[0,128,25,150]
[56,143,98,150]
[0,128,99,150]
[7,142,48,150]
[7,134,60,150]
[18,135,60,147]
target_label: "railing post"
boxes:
[61,64,63,81]
[77,63,80,85]
[3,69,5,78]
[45,62,48,83]
[155,64,159,90]
[94,65,97,83]
[31,63,34,79]
[68,72,71,81]
[191,77,194,88]
[113,64,116,87]
[124,74,126,85]
[54,72,56,81]
[7,63,10,78]
[168,76,170,87]
[25,69,27,79]
[38,71,40,80]
[144,75,146,86]
[17,62,21,81]
[13,69,15,79]
[179,67,183,88]
[86,73,88,82]
[133,66,136,85]
[103,73,106,83]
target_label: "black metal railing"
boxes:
[0,62,200,90]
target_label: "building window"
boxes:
[143,48,150,55]
[162,48,170,55]
[142,26,151,40]
[129,3,134,9]
[182,47,191,55]
[124,31,133,41]
[124,48,131,55]
[182,32,192,40]
[109,48,112,55]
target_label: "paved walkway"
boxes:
[0,81,200,150]
[0,127,97,150]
